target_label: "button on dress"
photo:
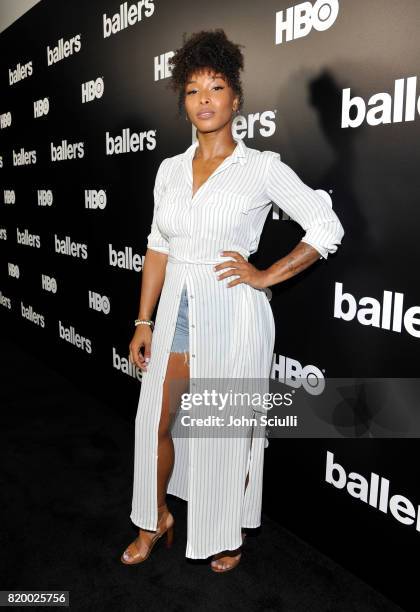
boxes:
[130,137,345,559]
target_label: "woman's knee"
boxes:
[157,395,172,439]
[157,423,172,442]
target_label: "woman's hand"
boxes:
[129,325,153,371]
[214,251,269,289]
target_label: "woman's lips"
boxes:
[197,111,215,119]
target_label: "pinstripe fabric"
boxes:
[130,137,344,559]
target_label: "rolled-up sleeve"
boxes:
[146,158,170,254]
[265,153,344,260]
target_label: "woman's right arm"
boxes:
[129,249,168,371]
[129,158,170,371]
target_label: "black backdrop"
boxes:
[1,1,419,609]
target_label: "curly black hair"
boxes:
[167,29,245,118]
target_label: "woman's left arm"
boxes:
[215,153,345,289]
[263,153,345,288]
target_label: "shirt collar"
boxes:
[183,136,248,166]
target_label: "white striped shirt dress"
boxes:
[130,137,345,559]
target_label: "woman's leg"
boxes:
[158,284,190,506]
[122,350,189,562]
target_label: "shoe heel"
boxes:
[166,525,174,548]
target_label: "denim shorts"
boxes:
[170,283,189,353]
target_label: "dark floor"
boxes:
[0,337,405,612]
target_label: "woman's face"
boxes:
[184,68,239,132]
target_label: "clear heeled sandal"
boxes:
[210,532,247,573]
[121,503,174,565]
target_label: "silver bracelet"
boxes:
[134,319,154,331]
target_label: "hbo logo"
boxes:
[82,77,104,103]
[275,356,326,395]
[4,190,15,204]
[276,0,339,44]
[8,263,20,278]
[37,190,53,207]
[41,274,57,293]
[0,112,12,129]
[34,98,50,118]
[85,189,106,209]
[89,291,110,314]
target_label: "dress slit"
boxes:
[153,282,190,530]
[243,423,254,502]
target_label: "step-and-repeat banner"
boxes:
[1,1,419,608]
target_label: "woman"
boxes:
[121,29,344,572]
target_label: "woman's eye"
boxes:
[186,86,224,95]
